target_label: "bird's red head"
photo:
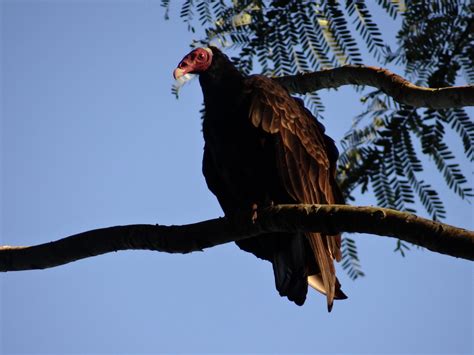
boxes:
[173,47,213,79]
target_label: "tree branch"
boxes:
[1,204,472,272]
[275,65,474,109]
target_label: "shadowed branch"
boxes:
[1,204,472,272]
[275,65,474,109]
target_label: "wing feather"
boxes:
[246,75,344,309]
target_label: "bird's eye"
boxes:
[198,53,205,60]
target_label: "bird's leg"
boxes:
[251,203,258,224]
[251,200,274,224]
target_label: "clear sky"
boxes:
[1,1,472,354]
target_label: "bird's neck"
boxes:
[199,64,245,100]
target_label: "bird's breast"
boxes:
[202,104,278,208]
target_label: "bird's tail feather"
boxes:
[308,274,348,300]
[272,233,308,306]
[307,232,338,311]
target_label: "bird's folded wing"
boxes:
[246,75,343,309]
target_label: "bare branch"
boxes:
[1,204,472,272]
[275,66,474,109]
[0,205,474,271]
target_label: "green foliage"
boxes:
[163,0,473,277]
[342,1,473,226]
[341,237,364,279]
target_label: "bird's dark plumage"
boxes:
[175,46,347,309]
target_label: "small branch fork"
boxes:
[1,204,472,272]
[275,65,474,109]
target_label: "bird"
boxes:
[173,46,347,310]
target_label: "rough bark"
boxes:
[275,65,474,109]
[1,204,472,272]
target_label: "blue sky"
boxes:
[1,1,472,354]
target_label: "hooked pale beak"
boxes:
[173,68,186,80]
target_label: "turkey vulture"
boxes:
[174,47,347,310]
